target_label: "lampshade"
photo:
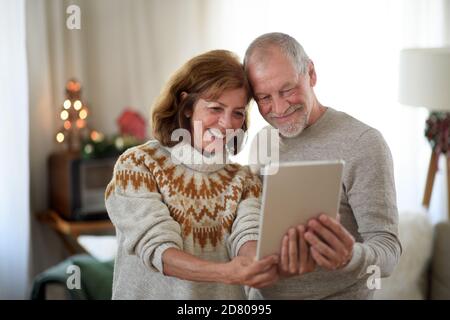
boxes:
[399,48,450,111]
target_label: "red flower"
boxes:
[117,109,147,140]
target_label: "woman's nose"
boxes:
[219,113,233,128]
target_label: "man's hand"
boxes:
[279,225,315,277]
[224,255,279,288]
[305,214,355,270]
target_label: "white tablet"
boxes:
[256,160,344,260]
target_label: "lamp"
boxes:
[399,48,450,212]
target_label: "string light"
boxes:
[76,119,86,128]
[79,109,88,120]
[56,79,92,151]
[60,110,69,120]
[56,132,65,143]
[84,144,94,154]
[74,100,82,110]
[63,99,71,109]
[115,137,124,149]
[90,130,104,142]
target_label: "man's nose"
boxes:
[272,96,289,115]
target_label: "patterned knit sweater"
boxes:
[105,140,262,299]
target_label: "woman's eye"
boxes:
[210,107,222,112]
[233,112,245,118]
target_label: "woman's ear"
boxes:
[180,92,192,118]
[180,91,188,101]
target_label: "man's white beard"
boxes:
[272,106,308,138]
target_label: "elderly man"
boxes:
[244,32,402,299]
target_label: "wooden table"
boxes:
[37,210,115,254]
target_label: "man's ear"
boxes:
[308,61,317,87]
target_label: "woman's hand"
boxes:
[222,255,279,288]
[161,248,278,288]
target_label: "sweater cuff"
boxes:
[234,234,259,257]
[341,242,364,274]
[151,242,181,274]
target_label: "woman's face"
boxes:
[188,87,248,154]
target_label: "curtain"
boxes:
[26,0,214,284]
[0,0,30,300]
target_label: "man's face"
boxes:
[247,49,315,138]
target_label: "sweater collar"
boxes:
[162,141,228,173]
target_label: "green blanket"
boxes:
[31,254,114,300]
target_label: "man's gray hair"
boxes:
[244,32,310,74]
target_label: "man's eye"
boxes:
[281,88,294,95]
[258,96,270,103]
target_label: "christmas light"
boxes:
[84,144,93,154]
[55,79,92,152]
[63,99,71,109]
[90,130,104,142]
[56,132,65,143]
[60,110,69,120]
[79,109,88,120]
[76,119,86,128]
[74,100,82,110]
[66,80,81,92]
[115,136,124,149]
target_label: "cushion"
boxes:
[373,211,433,299]
[429,221,450,299]
[31,254,114,300]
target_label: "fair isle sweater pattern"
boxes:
[105,141,262,250]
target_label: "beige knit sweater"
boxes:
[105,140,262,299]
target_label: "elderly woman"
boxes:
[105,50,279,299]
